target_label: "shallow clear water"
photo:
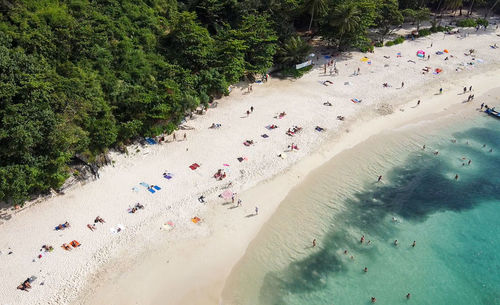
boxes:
[222,115,500,305]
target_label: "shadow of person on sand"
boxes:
[245,213,257,218]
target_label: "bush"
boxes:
[385,41,394,47]
[476,18,489,27]
[359,44,374,53]
[457,18,477,28]
[375,41,383,47]
[418,28,431,36]
[393,36,405,45]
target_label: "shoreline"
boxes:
[80,72,500,305]
[1,30,499,305]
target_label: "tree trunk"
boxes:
[468,0,475,16]
[308,6,315,32]
[434,0,443,23]
[487,0,500,17]
[459,6,462,16]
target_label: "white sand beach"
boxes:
[1,27,500,305]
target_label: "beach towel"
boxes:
[162,221,174,231]
[315,126,325,132]
[351,98,362,104]
[148,188,156,194]
[223,164,230,167]
[261,134,269,138]
[189,163,200,170]
[132,186,139,192]
[436,51,444,55]
[191,217,201,224]
[140,182,150,188]
[360,57,369,62]
[396,52,402,57]
[153,185,161,191]
[145,137,157,145]
[163,173,173,179]
[237,157,248,162]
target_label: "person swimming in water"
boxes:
[394,239,398,246]
[364,267,368,272]
[412,241,416,247]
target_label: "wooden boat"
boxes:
[485,108,500,118]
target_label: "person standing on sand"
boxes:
[172,132,176,141]
[401,81,404,88]
[250,106,254,113]
[183,133,187,141]
[255,207,259,215]
[313,239,316,247]
[247,110,250,117]
[481,103,484,110]
[439,88,443,94]
[417,100,421,106]
[463,87,467,94]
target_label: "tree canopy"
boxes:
[0,0,494,204]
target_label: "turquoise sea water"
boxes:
[222,115,500,305]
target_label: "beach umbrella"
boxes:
[221,189,234,199]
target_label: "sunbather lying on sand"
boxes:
[17,278,32,291]
[94,216,105,224]
[323,101,332,106]
[55,222,70,231]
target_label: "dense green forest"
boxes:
[1,0,499,204]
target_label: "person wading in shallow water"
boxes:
[312,239,316,247]
[378,175,382,182]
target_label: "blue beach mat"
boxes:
[145,137,157,145]
[153,185,161,191]
[148,188,156,194]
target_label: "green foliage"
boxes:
[476,18,489,27]
[303,0,328,31]
[325,0,377,49]
[0,0,477,203]
[418,28,432,36]
[236,14,278,75]
[393,36,405,44]
[375,41,384,47]
[457,18,477,27]
[402,7,430,31]
[385,40,395,46]
[375,0,404,39]
[276,36,312,67]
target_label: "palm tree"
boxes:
[329,3,361,48]
[276,36,312,67]
[304,0,327,32]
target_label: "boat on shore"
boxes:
[485,107,500,118]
